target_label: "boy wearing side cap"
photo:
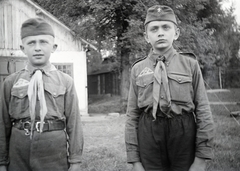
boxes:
[125,5,214,171]
[0,18,83,171]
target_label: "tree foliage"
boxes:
[33,0,240,92]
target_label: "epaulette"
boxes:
[179,52,197,60]
[131,56,147,67]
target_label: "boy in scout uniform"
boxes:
[125,5,214,171]
[0,18,83,171]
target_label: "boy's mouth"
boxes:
[156,39,166,43]
[33,54,44,57]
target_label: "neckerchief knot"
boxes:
[31,69,44,77]
[152,55,166,66]
[157,55,165,62]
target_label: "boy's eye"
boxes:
[28,41,35,45]
[150,27,158,32]
[40,40,48,44]
[163,25,170,30]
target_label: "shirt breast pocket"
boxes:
[136,74,154,106]
[44,83,66,98]
[10,86,29,116]
[44,83,66,115]
[168,73,192,104]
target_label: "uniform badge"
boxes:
[157,7,161,13]
[139,67,154,77]
[13,78,29,88]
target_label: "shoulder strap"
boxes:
[179,52,197,60]
[131,56,147,68]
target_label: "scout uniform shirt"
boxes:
[0,62,83,165]
[125,46,214,163]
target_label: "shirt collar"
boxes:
[148,46,177,66]
[25,62,57,77]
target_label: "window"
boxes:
[0,58,28,90]
[53,63,73,77]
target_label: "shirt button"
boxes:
[178,78,182,82]
[20,93,23,97]
[161,95,164,99]
[144,83,146,86]
[53,92,57,96]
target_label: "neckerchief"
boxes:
[150,47,176,119]
[26,63,57,138]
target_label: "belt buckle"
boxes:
[23,121,31,136]
[35,121,45,132]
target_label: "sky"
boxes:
[221,0,240,24]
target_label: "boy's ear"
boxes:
[20,45,26,53]
[174,28,180,40]
[144,32,150,44]
[52,44,58,53]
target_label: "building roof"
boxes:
[0,0,97,57]
[25,0,98,51]
[88,68,114,75]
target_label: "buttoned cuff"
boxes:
[68,154,82,164]
[195,146,213,160]
[127,151,141,163]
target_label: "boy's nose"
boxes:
[34,43,41,51]
[157,29,164,37]
[158,32,164,37]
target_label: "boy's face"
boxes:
[144,21,179,53]
[20,35,57,67]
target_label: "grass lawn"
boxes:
[82,89,240,171]
[208,105,240,171]
[81,116,132,171]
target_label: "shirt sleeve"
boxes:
[64,76,84,164]
[125,67,141,163]
[0,77,13,165]
[192,60,214,160]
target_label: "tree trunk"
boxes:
[120,64,130,100]
[120,58,130,114]
[118,47,130,113]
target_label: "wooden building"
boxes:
[0,0,93,115]
[88,69,120,96]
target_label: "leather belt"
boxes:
[142,105,170,118]
[141,106,192,119]
[12,119,65,135]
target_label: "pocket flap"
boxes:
[136,74,154,88]
[11,86,28,98]
[168,73,192,83]
[44,83,66,97]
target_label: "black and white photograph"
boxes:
[0,0,240,170]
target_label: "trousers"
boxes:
[138,111,196,171]
[8,127,69,171]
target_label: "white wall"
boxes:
[50,51,88,116]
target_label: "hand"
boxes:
[132,162,145,171]
[0,165,7,171]
[68,163,81,171]
[189,157,206,171]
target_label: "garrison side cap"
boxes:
[21,18,55,39]
[179,52,197,60]
[131,56,147,68]
[144,5,177,26]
